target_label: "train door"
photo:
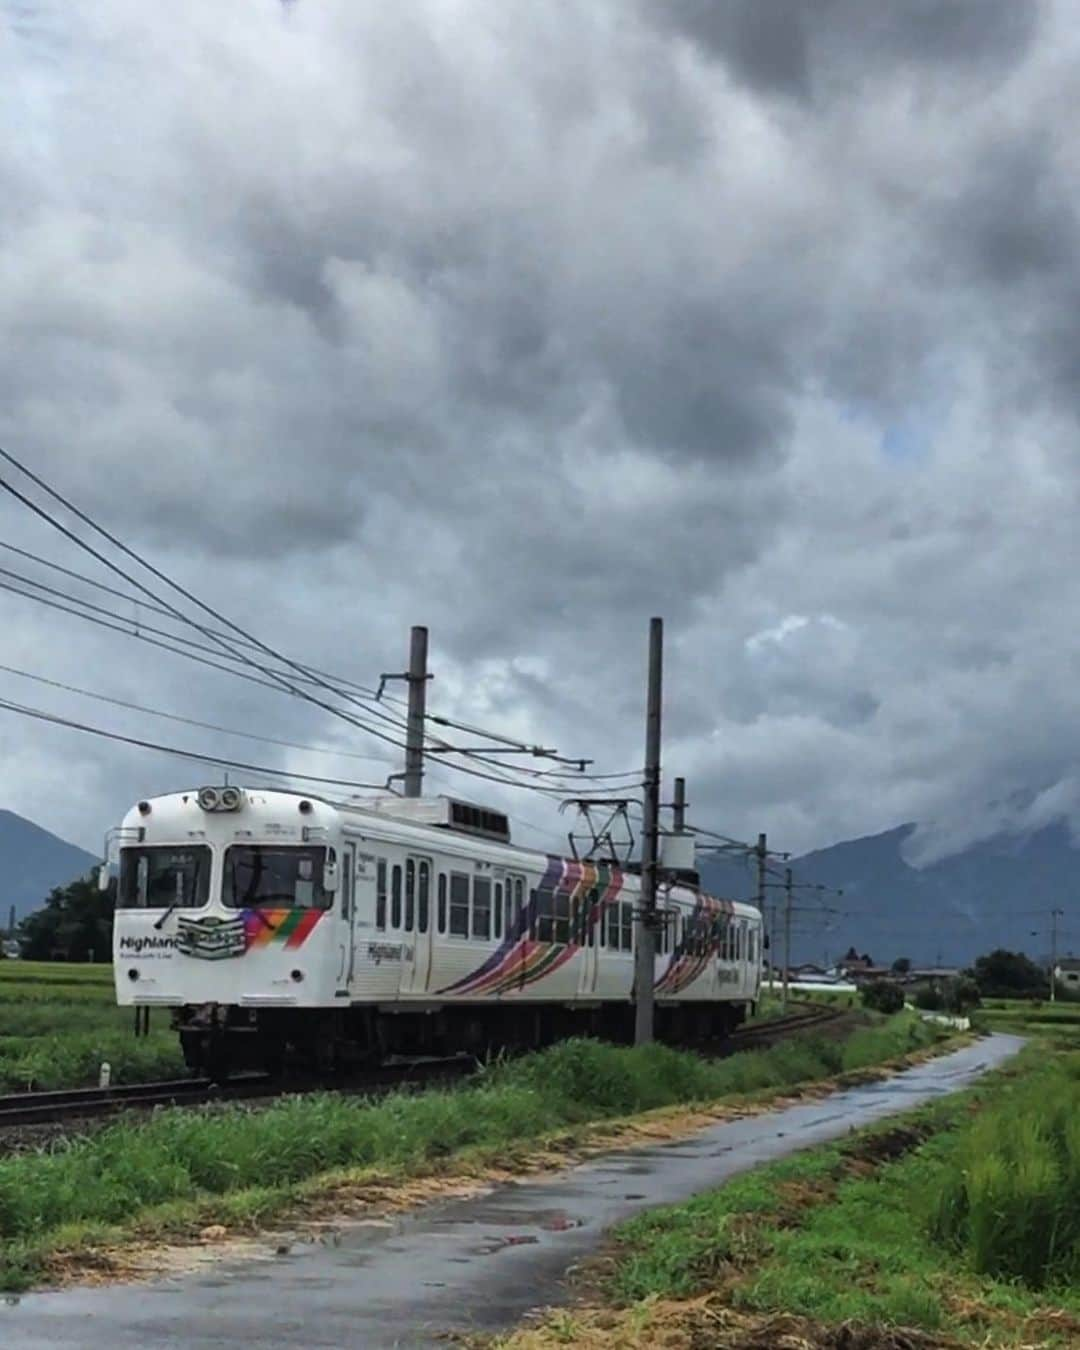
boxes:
[340,842,356,989]
[399,855,433,995]
[577,881,601,996]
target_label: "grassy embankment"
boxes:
[488,1029,1080,1348]
[0,961,182,1091]
[0,1012,946,1291]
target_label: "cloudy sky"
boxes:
[2,0,1079,868]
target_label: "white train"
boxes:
[108,786,763,1075]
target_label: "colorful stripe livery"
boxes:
[654,894,735,995]
[435,855,623,997]
[243,908,325,950]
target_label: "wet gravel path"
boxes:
[1,1034,1024,1349]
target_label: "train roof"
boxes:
[119,786,760,917]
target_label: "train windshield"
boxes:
[118,846,211,910]
[223,845,330,910]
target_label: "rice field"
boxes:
[0,960,182,1091]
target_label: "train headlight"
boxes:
[197,786,245,812]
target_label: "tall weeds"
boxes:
[927,1055,1080,1287]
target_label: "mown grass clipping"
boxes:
[0,1013,943,1290]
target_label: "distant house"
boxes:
[838,947,875,973]
[1054,957,1080,989]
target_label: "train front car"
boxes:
[110,787,346,1076]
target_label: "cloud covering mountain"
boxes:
[4,2,1080,872]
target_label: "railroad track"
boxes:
[0,1007,844,1131]
[731,999,849,1048]
[0,1056,476,1130]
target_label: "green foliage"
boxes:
[16,876,112,963]
[860,979,905,1014]
[926,1054,1080,1287]
[970,948,1049,1000]
[891,957,911,975]
[0,1015,943,1289]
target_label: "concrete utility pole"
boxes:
[782,866,793,1010]
[1050,906,1064,1003]
[634,617,663,1046]
[756,833,771,990]
[403,625,429,799]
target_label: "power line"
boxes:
[3,534,646,784]
[0,451,635,799]
[0,662,396,766]
[0,453,623,784]
[0,695,389,791]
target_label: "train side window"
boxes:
[514,878,524,931]
[404,859,415,933]
[553,887,570,945]
[376,859,387,931]
[473,877,492,940]
[449,872,470,937]
[417,861,430,935]
[620,901,633,952]
[494,882,503,940]
[437,873,447,934]
[536,887,554,943]
[585,887,598,947]
[748,926,756,962]
[391,864,402,930]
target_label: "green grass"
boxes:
[0,961,112,986]
[598,1045,1080,1346]
[0,960,182,1090]
[927,1052,1080,1287]
[0,1013,947,1290]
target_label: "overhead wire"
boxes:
[0,694,389,791]
[0,662,397,766]
[0,530,645,789]
[0,449,635,790]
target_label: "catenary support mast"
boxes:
[403,625,429,799]
[635,617,663,1046]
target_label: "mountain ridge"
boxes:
[0,810,99,925]
[697,818,1079,967]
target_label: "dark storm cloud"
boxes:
[5,0,1080,867]
[651,0,1040,99]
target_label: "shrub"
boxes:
[861,980,905,1014]
[914,978,980,1015]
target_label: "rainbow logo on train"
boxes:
[243,908,326,950]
